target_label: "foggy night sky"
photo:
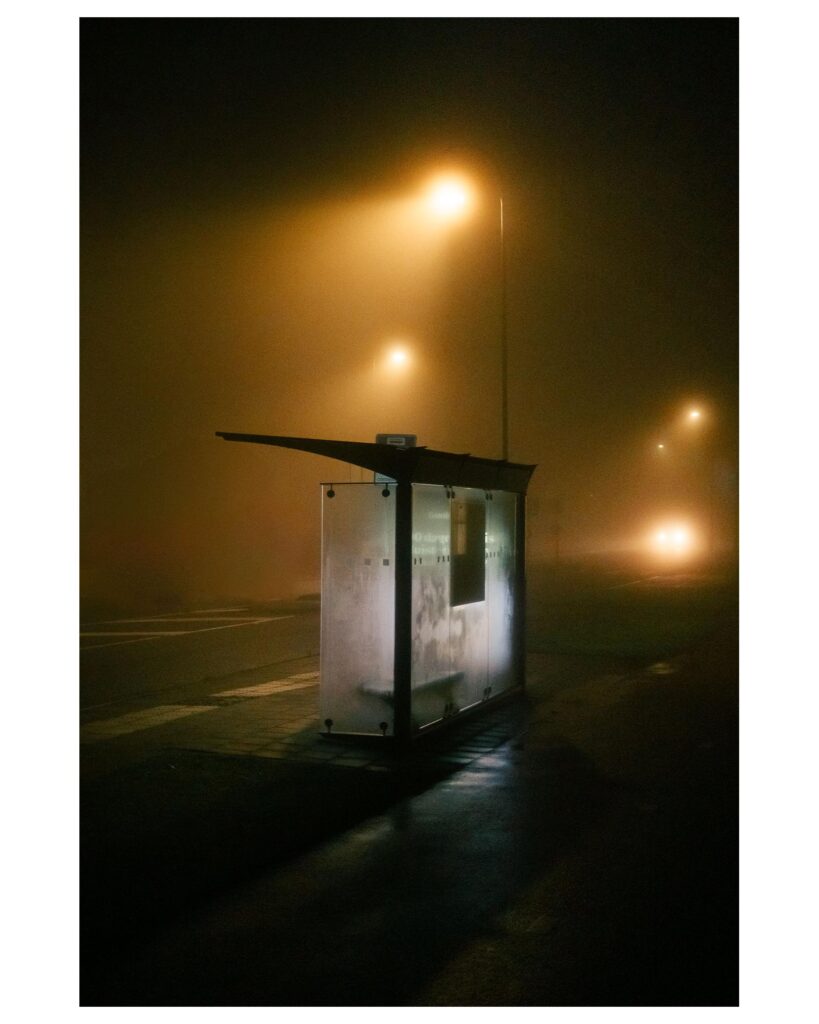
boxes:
[81,17,738,615]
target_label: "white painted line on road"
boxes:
[81,705,217,742]
[80,616,295,651]
[80,635,179,650]
[182,616,295,632]
[213,678,320,698]
[82,610,266,626]
[83,607,250,625]
[106,617,262,623]
[606,576,662,590]
[81,631,191,636]
[187,607,249,614]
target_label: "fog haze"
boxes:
[81,18,738,616]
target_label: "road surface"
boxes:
[80,566,738,1005]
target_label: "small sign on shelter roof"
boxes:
[374,434,417,484]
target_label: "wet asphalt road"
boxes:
[81,600,321,714]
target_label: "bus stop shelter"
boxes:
[216,432,536,747]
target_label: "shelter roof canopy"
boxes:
[215,432,536,494]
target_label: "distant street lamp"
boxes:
[425,166,509,461]
[371,340,412,384]
[369,343,414,471]
[651,403,718,559]
[684,405,715,558]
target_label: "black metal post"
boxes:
[393,481,413,748]
[514,492,527,690]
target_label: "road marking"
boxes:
[80,635,181,650]
[213,677,320,698]
[103,617,262,623]
[187,607,249,614]
[81,705,217,742]
[80,616,295,650]
[81,631,191,637]
[82,608,252,626]
[606,575,662,590]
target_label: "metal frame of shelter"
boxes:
[216,432,536,747]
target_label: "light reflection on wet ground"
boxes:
[648,661,679,675]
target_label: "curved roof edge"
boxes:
[215,432,536,493]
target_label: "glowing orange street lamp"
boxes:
[426,175,473,220]
[374,341,413,379]
[388,346,410,368]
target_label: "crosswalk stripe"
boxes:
[81,705,217,742]
[213,678,320,698]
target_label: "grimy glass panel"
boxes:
[320,483,395,736]
[411,485,488,728]
[486,491,518,696]
[411,485,453,729]
[450,485,489,711]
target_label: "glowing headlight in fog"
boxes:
[652,523,694,554]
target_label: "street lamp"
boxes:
[387,345,410,369]
[683,405,715,558]
[426,175,474,220]
[652,403,717,560]
[425,166,509,461]
[369,342,415,470]
[373,341,414,398]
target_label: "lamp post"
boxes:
[685,407,716,560]
[648,405,722,561]
[655,405,716,560]
[425,169,509,461]
[499,190,508,462]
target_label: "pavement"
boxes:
[81,606,738,1007]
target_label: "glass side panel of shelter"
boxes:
[411,484,517,731]
[320,483,396,736]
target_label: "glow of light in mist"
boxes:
[650,521,698,559]
[425,175,474,221]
